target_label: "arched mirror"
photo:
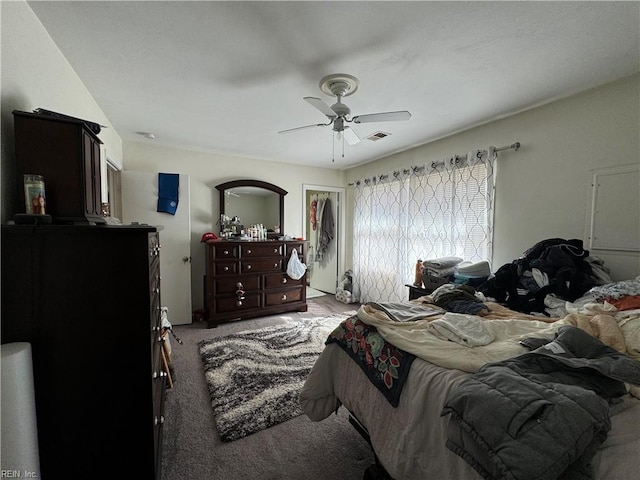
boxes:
[216,180,287,239]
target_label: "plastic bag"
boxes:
[286,248,307,280]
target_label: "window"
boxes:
[352,149,496,303]
[106,160,122,222]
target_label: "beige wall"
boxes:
[345,74,640,281]
[123,141,346,309]
[1,1,123,222]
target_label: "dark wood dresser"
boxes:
[1,225,166,480]
[205,239,308,327]
[13,110,104,224]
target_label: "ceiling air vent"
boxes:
[366,131,391,141]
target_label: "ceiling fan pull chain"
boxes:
[332,132,336,162]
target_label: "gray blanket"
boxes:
[442,326,640,480]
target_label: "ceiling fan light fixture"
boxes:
[319,73,359,97]
[279,73,410,160]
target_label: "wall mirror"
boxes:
[216,180,287,238]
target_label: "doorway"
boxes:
[302,184,345,295]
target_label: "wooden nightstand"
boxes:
[405,284,433,300]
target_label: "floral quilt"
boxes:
[326,315,416,407]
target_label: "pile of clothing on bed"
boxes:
[479,238,613,315]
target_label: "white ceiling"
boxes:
[28,1,640,170]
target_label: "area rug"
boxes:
[198,313,355,442]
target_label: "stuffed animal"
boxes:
[335,269,356,304]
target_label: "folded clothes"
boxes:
[423,265,457,278]
[456,260,491,277]
[422,256,464,269]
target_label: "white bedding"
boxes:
[300,300,640,480]
[356,301,640,372]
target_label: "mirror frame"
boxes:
[216,179,287,235]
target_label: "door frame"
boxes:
[302,184,346,290]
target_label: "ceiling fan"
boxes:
[279,73,411,159]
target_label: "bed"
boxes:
[300,280,640,480]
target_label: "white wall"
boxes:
[345,74,640,281]
[1,0,123,222]
[123,141,346,310]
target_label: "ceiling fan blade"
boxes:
[343,126,361,145]
[352,110,411,124]
[304,96,337,118]
[278,123,328,134]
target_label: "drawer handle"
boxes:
[281,294,287,301]
[273,248,279,254]
[224,250,230,255]
[223,266,229,272]
[247,249,252,254]
[281,277,287,284]
[274,263,279,268]
[235,282,245,300]
[246,264,252,270]
[236,300,243,307]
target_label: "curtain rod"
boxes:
[495,142,521,152]
[348,142,521,186]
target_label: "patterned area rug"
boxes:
[199,313,355,442]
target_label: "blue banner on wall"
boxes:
[157,173,179,215]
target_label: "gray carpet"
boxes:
[161,296,375,480]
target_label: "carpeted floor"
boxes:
[306,287,328,298]
[161,296,374,480]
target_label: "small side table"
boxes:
[405,284,433,300]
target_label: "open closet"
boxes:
[303,185,345,295]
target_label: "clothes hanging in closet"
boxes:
[316,197,334,261]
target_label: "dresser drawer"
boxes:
[148,233,161,267]
[150,289,161,328]
[149,267,161,298]
[265,287,302,306]
[212,244,239,259]
[214,275,260,294]
[151,329,163,370]
[216,292,262,313]
[264,272,304,289]
[240,243,283,257]
[215,260,239,275]
[241,258,282,273]
[284,242,306,257]
[152,368,166,470]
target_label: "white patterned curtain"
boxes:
[352,147,496,303]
